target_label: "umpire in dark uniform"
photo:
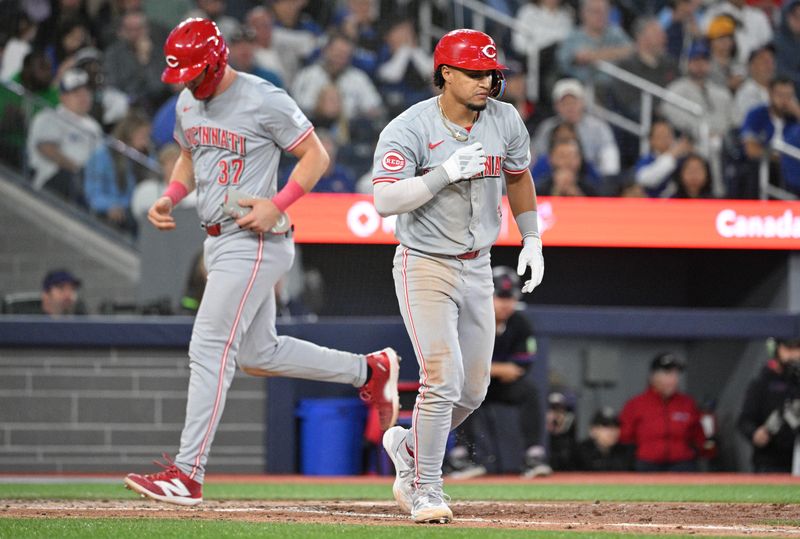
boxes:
[737,337,800,473]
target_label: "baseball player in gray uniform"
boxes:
[375,29,545,523]
[124,19,399,506]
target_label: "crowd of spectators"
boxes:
[1,0,800,237]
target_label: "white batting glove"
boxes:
[441,142,486,182]
[517,235,544,293]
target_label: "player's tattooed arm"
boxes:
[507,169,544,293]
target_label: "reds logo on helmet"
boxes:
[382,150,406,172]
[481,44,497,59]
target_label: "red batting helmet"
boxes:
[433,29,507,97]
[162,18,228,100]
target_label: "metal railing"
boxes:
[590,60,721,196]
[762,139,800,200]
[420,0,800,200]
[1,79,160,177]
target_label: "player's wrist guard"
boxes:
[517,210,539,244]
[272,180,305,212]
[163,181,189,207]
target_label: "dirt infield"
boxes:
[2,499,799,536]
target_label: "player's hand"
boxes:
[517,235,544,293]
[148,196,176,230]
[441,142,486,182]
[491,362,525,383]
[752,426,770,447]
[236,197,280,233]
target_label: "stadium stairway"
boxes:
[0,170,138,312]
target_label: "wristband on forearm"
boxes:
[163,181,188,207]
[516,210,540,241]
[271,179,305,212]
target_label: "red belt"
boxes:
[456,250,480,260]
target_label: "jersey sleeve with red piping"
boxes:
[371,116,422,185]
[258,84,314,152]
[173,92,191,150]
[501,101,531,175]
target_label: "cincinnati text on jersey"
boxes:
[419,155,504,181]
[183,126,248,156]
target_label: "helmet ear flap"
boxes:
[490,70,506,99]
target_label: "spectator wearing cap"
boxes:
[737,337,800,473]
[227,24,283,88]
[734,44,776,125]
[532,78,621,178]
[556,0,632,86]
[72,47,130,131]
[445,266,551,478]
[103,10,168,112]
[26,68,102,202]
[703,0,773,65]
[609,17,678,122]
[619,353,705,471]
[705,14,746,94]
[660,40,735,140]
[546,389,578,471]
[38,269,86,316]
[575,407,635,471]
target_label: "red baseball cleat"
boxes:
[360,347,400,430]
[124,454,202,506]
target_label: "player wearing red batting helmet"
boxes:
[433,29,507,99]
[162,18,229,100]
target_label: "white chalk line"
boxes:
[5,502,800,535]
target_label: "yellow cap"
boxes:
[707,15,736,40]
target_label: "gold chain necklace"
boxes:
[436,96,470,142]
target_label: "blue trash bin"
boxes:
[296,397,367,475]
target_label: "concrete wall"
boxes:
[0,347,266,474]
[0,178,139,312]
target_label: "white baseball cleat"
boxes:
[382,425,415,513]
[411,484,453,524]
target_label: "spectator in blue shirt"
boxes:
[736,77,800,197]
[671,152,713,198]
[635,119,693,197]
[780,124,800,195]
[84,110,152,233]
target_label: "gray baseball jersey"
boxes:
[174,73,313,224]
[371,96,530,256]
[373,96,531,489]
[169,73,368,483]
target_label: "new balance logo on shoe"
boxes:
[154,478,191,497]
